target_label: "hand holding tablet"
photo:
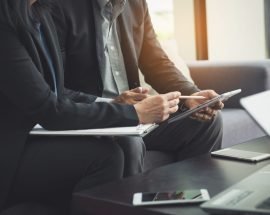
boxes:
[167,89,242,124]
[184,90,224,121]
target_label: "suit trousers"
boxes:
[6,136,124,215]
[117,112,223,176]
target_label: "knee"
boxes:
[73,138,125,192]
[208,111,223,150]
[206,111,223,140]
[212,111,223,132]
[103,139,125,176]
[197,111,223,135]
[117,136,145,159]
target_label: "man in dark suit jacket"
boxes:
[0,1,181,212]
[52,0,223,176]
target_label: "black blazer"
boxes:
[0,11,138,209]
[52,0,199,96]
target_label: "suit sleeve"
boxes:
[138,0,200,96]
[0,25,139,130]
[63,88,97,103]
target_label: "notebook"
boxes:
[201,163,270,214]
[30,124,158,137]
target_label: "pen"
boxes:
[179,96,206,99]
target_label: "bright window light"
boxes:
[146,0,174,40]
[147,0,173,12]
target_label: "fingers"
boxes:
[202,90,219,99]
[164,91,181,101]
[214,100,224,110]
[131,87,142,93]
[141,88,149,94]
[168,105,179,114]
[193,112,212,121]
[193,90,218,100]
[163,92,181,114]
[168,98,180,108]
[202,107,216,116]
[192,107,218,121]
[191,90,224,111]
[134,91,181,124]
[131,87,149,94]
[131,92,148,101]
[116,90,149,104]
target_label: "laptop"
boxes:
[201,90,270,214]
[201,164,270,214]
[240,90,270,136]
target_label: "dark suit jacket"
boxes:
[0,11,138,210]
[52,0,200,96]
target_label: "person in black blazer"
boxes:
[0,0,181,213]
[52,0,224,176]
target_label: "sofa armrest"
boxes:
[188,60,270,108]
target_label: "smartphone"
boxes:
[132,189,210,206]
[211,148,270,162]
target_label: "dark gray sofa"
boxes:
[144,60,270,171]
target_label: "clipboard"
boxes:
[168,89,242,124]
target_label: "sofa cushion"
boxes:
[221,109,265,148]
[189,60,270,108]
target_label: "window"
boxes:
[147,0,174,41]
[206,0,266,60]
[147,0,267,61]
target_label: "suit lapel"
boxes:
[30,12,64,96]
[40,13,64,95]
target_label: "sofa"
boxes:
[144,60,270,171]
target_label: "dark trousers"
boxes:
[118,112,223,176]
[6,136,124,214]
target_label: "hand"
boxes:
[184,90,224,121]
[113,87,149,105]
[134,91,181,124]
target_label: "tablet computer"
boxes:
[168,89,241,124]
[211,148,270,162]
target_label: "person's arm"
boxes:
[136,2,224,121]
[138,0,199,96]
[0,24,138,130]
[64,87,149,105]
[112,87,149,105]
[63,88,97,103]
[0,25,181,129]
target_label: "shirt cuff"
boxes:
[95,97,114,103]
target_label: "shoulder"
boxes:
[123,0,148,25]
